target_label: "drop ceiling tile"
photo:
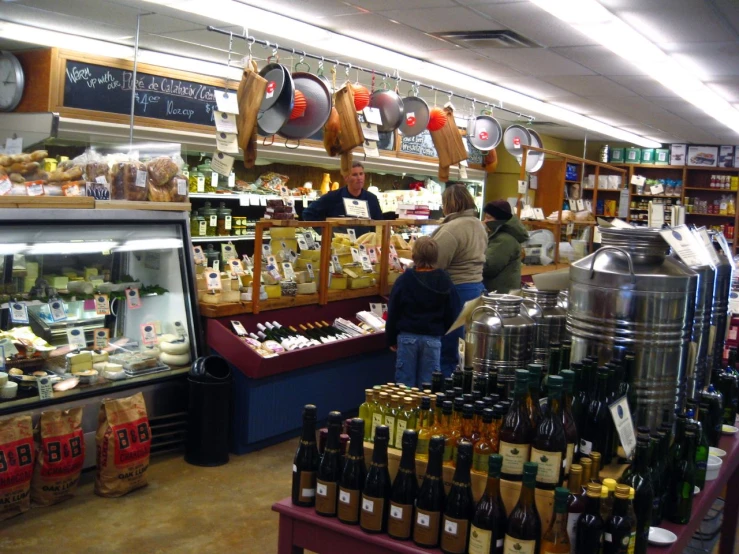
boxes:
[140,28,248,63]
[495,77,577,99]
[350,0,454,10]
[643,123,717,143]
[616,1,736,44]
[657,98,714,126]
[706,77,739,103]
[425,50,526,81]
[473,3,598,47]
[457,0,528,5]
[604,97,684,125]
[551,46,649,77]
[375,6,500,33]
[238,0,361,22]
[540,76,637,97]
[606,76,679,98]
[662,42,739,78]
[475,49,594,77]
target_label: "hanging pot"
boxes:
[257,63,294,136]
[369,89,405,133]
[502,124,531,160]
[526,128,545,173]
[467,114,502,151]
[278,72,333,141]
[398,96,430,137]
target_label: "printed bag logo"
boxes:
[513,542,522,550]
[40,430,84,478]
[0,436,34,487]
[112,417,151,467]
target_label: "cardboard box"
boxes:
[719,145,735,168]
[609,148,624,163]
[655,149,670,165]
[688,145,719,167]
[734,147,739,169]
[670,144,686,166]
[625,147,641,164]
[641,149,655,164]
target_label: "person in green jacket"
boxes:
[482,200,529,293]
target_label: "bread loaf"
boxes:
[147,157,178,185]
[85,162,109,184]
[111,161,147,201]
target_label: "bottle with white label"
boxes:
[360,425,391,533]
[337,419,366,525]
[469,454,507,554]
[440,441,474,554]
[315,411,343,517]
[531,375,567,490]
[388,430,419,541]
[291,404,319,507]
[566,465,586,553]
[540,487,571,553]
[499,370,534,481]
[503,462,541,554]
[413,436,446,548]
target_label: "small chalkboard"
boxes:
[63,60,222,127]
[400,130,437,158]
[465,137,484,166]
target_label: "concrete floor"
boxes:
[0,439,296,554]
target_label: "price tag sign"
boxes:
[231,320,248,336]
[390,254,402,271]
[566,223,574,236]
[214,110,238,133]
[173,320,187,339]
[222,243,236,260]
[216,132,240,154]
[609,396,637,459]
[140,322,158,345]
[370,303,384,317]
[303,231,316,249]
[37,376,53,400]
[0,178,12,196]
[211,152,235,176]
[329,260,338,274]
[350,247,361,263]
[214,89,240,114]
[206,271,222,291]
[4,137,22,154]
[347,229,357,242]
[297,236,308,251]
[695,228,720,266]
[360,255,373,272]
[66,328,87,349]
[196,175,205,192]
[362,124,380,142]
[306,263,315,280]
[660,225,708,268]
[229,259,244,276]
[10,302,28,324]
[242,254,253,268]
[389,245,398,257]
[282,262,296,281]
[517,180,528,194]
[212,260,220,273]
[267,255,277,267]
[368,246,378,263]
[48,300,67,322]
[125,288,142,309]
[26,182,45,196]
[650,183,664,195]
[0,339,16,359]
[630,174,646,186]
[363,106,383,125]
[266,263,282,281]
[331,255,342,272]
[343,198,370,218]
[93,328,109,349]
[262,244,272,257]
[716,233,737,271]
[364,140,380,158]
[193,247,205,267]
[228,172,235,188]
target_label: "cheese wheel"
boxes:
[160,351,190,366]
[297,282,317,294]
[160,334,179,343]
[160,339,189,355]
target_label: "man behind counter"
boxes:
[301,162,383,221]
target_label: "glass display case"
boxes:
[0,208,200,412]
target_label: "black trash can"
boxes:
[185,355,232,467]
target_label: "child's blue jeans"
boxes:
[395,332,442,388]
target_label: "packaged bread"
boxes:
[85,161,109,184]
[110,160,148,201]
[148,170,187,202]
[147,157,178,186]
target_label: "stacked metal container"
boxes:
[688,263,716,399]
[522,288,568,366]
[708,237,733,384]
[465,293,535,386]
[567,228,697,429]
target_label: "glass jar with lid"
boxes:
[189,167,205,193]
[199,202,218,237]
[216,202,233,236]
[197,161,216,192]
[204,244,220,268]
[190,213,207,237]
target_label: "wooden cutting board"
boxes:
[237,62,267,157]
[430,107,468,169]
[334,85,364,153]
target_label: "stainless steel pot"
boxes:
[465,293,536,385]
[568,228,697,429]
[708,241,733,383]
[523,289,568,366]
[687,264,716,400]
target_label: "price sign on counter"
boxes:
[126,288,142,309]
[48,300,67,322]
[282,262,296,281]
[343,198,369,218]
[95,294,110,315]
[93,328,109,349]
[66,328,87,349]
[347,229,357,242]
[609,396,636,459]
[140,323,158,345]
[10,302,28,324]
[350,247,361,263]
[206,271,222,291]
[37,376,53,400]
[306,263,314,280]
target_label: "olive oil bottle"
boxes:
[503,462,541,554]
[414,435,446,548]
[360,425,391,533]
[359,389,374,441]
[531,375,567,490]
[315,411,343,517]
[540,487,571,554]
[499,370,534,481]
[337,418,366,525]
[388,430,419,541]
[469,454,507,554]
[416,396,433,460]
[576,483,605,553]
[292,404,320,507]
[472,408,495,476]
[441,441,475,554]
[604,484,636,554]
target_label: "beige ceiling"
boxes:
[1,0,738,145]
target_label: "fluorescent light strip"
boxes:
[0,244,28,255]
[141,0,661,147]
[113,238,184,252]
[529,0,739,137]
[28,241,118,255]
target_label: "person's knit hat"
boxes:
[484,200,512,220]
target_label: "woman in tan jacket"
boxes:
[431,184,488,376]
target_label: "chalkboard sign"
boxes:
[63,60,223,127]
[400,130,437,158]
[465,137,484,166]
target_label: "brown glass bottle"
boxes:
[499,369,534,481]
[531,375,568,490]
[439,400,455,464]
[567,464,587,550]
[580,457,593,489]
[540,486,571,554]
[472,408,495,476]
[472,400,485,444]
[454,404,475,466]
[441,441,475,554]
[446,398,464,467]
[337,418,366,525]
[292,404,320,507]
[469,454,507,554]
[503,462,541,554]
[590,452,602,484]
[560,369,579,475]
[604,484,635,554]
[414,435,447,548]
[388,430,419,540]
[576,483,604,552]
[315,411,343,517]
[416,396,432,460]
[360,425,391,533]
[526,364,544,428]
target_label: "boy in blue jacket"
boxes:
[386,236,460,387]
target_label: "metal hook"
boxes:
[345,62,351,77]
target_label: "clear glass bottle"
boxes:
[469,454,507,554]
[503,462,541,554]
[541,486,571,554]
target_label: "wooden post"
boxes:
[379,221,390,296]
[252,220,268,314]
[318,222,330,305]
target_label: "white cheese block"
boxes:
[70,361,93,373]
[104,363,123,372]
[91,351,109,364]
[296,282,317,295]
[66,351,92,364]
[160,351,191,366]
[93,362,108,371]
[160,339,189,355]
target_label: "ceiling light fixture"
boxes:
[141,0,662,147]
[529,0,739,137]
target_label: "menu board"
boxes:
[63,60,221,127]
[465,137,484,166]
[400,130,437,158]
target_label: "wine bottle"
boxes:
[385,395,400,447]
[601,478,617,522]
[560,340,571,373]
[718,369,739,424]
[648,433,663,525]
[337,418,367,524]
[526,364,544,427]
[444,377,455,393]
[416,396,432,459]
[453,370,464,390]
[472,408,495,476]
[545,343,562,394]
[413,435,446,548]
[394,397,414,449]
[387,430,418,540]
[488,370,498,398]
[359,389,374,441]
[531,374,568,489]
[694,411,709,490]
[580,457,592,490]
[430,393,446,435]
[590,452,602,484]
[620,437,653,554]
[454,404,474,466]
[431,371,443,393]
[503,462,542,554]
[604,484,635,554]
[472,400,485,444]
[701,384,724,447]
[569,361,586,451]
[441,441,475,554]
[360,425,391,533]
[499,369,534,481]
[316,411,343,517]
[474,372,489,399]
[566,464,586,553]
[439,400,455,464]
[463,367,474,394]
[666,424,697,524]
[560,369,579,475]
[292,404,320,507]
[541,486,571,554]
[446,398,464,467]
[576,483,604,553]
[581,367,614,463]
[469,454,507,554]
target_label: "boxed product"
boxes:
[688,146,718,167]
[670,144,686,166]
[624,148,641,164]
[719,146,734,168]
[640,149,655,164]
[609,148,624,163]
[655,149,670,165]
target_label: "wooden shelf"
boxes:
[613,163,685,170]
[684,187,737,192]
[686,166,739,172]
[327,286,382,301]
[630,193,680,198]
[96,200,191,211]
[565,179,581,184]
[0,196,95,209]
[685,212,736,218]
[198,293,324,318]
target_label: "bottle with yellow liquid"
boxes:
[385,395,400,448]
[472,408,494,476]
[358,389,374,442]
[446,398,464,467]
[416,397,433,459]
